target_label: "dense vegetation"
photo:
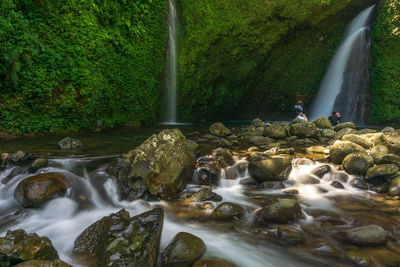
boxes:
[177,0,375,121]
[0,0,167,135]
[370,0,400,122]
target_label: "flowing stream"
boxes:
[310,5,375,123]
[164,0,178,123]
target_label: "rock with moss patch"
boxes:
[334,128,357,140]
[248,157,291,182]
[365,164,399,181]
[0,229,59,266]
[389,176,400,196]
[342,152,374,175]
[329,141,366,164]
[313,116,332,129]
[29,158,49,173]
[342,134,373,149]
[210,202,245,221]
[289,121,318,138]
[122,129,197,199]
[369,145,388,164]
[321,128,336,138]
[14,173,71,208]
[193,257,237,267]
[58,137,83,150]
[161,232,206,267]
[382,154,400,167]
[264,122,287,139]
[334,122,355,132]
[256,198,302,224]
[15,260,72,267]
[251,118,265,128]
[381,127,396,133]
[209,123,231,137]
[73,208,163,267]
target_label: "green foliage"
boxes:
[370,0,400,122]
[177,0,375,120]
[0,0,167,134]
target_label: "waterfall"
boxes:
[164,0,178,123]
[310,5,375,124]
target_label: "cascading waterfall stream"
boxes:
[164,0,178,123]
[310,5,375,123]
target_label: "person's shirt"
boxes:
[294,104,303,113]
[328,115,339,126]
[296,114,307,121]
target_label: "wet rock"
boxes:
[363,248,400,266]
[329,141,366,164]
[310,165,331,178]
[14,172,71,208]
[289,121,318,138]
[209,123,231,137]
[292,158,314,166]
[313,116,332,129]
[261,181,285,189]
[312,243,341,258]
[296,174,320,184]
[193,159,219,186]
[29,158,49,173]
[239,177,258,186]
[331,181,345,189]
[382,153,400,167]
[0,229,59,265]
[342,134,373,149]
[321,128,336,138]
[246,136,273,146]
[193,257,237,267]
[210,202,245,221]
[184,189,222,202]
[211,148,235,168]
[251,118,265,128]
[307,209,344,224]
[264,122,287,139]
[344,225,387,246]
[346,250,371,267]
[8,151,31,165]
[330,172,349,182]
[283,188,299,195]
[73,208,163,267]
[334,122,355,132]
[273,225,305,245]
[365,164,399,181]
[161,232,206,267]
[371,183,389,194]
[1,166,24,184]
[350,178,368,190]
[122,129,197,199]
[58,137,83,150]
[334,127,357,140]
[248,157,291,182]
[15,260,72,267]
[342,152,374,175]
[389,176,400,196]
[256,198,302,224]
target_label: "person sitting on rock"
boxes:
[294,100,304,114]
[328,111,340,126]
[296,111,308,121]
[336,112,341,124]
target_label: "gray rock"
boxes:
[248,157,291,182]
[344,225,387,246]
[210,202,245,221]
[310,165,331,178]
[58,137,84,150]
[209,123,231,137]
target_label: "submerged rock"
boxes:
[346,250,371,267]
[209,123,231,137]
[256,198,302,224]
[58,137,83,150]
[161,232,206,267]
[276,225,305,245]
[123,129,198,199]
[0,229,59,266]
[342,152,374,175]
[73,208,163,267]
[343,225,387,246]
[312,243,341,258]
[329,141,366,164]
[210,202,245,221]
[14,172,71,208]
[1,166,24,184]
[193,257,237,267]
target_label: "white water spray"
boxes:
[310,5,375,121]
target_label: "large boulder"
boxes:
[15,260,72,267]
[264,122,287,139]
[370,145,389,164]
[161,232,206,267]
[193,258,237,267]
[365,164,399,181]
[343,225,387,246]
[210,202,245,221]
[256,198,302,224]
[381,133,400,155]
[122,129,197,199]
[0,229,59,266]
[329,141,366,164]
[342,153,374,175]
[209,123,231,137]
[248,156,291,182]
[289,121,318,138]
[73,208,163,267]
[389,176,400,196]
[334,122,355,132]
[342,134,373,149]
[58,137,83,150]
[14,173,71,208]
[313,116,332,129]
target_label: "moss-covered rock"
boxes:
[389,176,400,196]
[334,127,357,140]
[321,128,336,138]
[334,122,355,132]
[342,152,374,175]
[193,257,237,267]
[248,157,291,182]
[122,129,198,199]
[14,173,71,208]
[73,208,163,267]
[161,232,206,267]
[382,153,400,167]
[210,202,245,221]
[313,116,332,129]
[342,134,373,148]
[58,137,84,150]
[15,260,72,267]
[329,141,366,164]
[209,123,231,137]
[251,118,265,128]
[289,121,318,138]
[29,158,49,173]
[0,229,59,266]
[369,145,389,164]
[365,164,399,181]
[256,198,302,224]
[264,122,287,139]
